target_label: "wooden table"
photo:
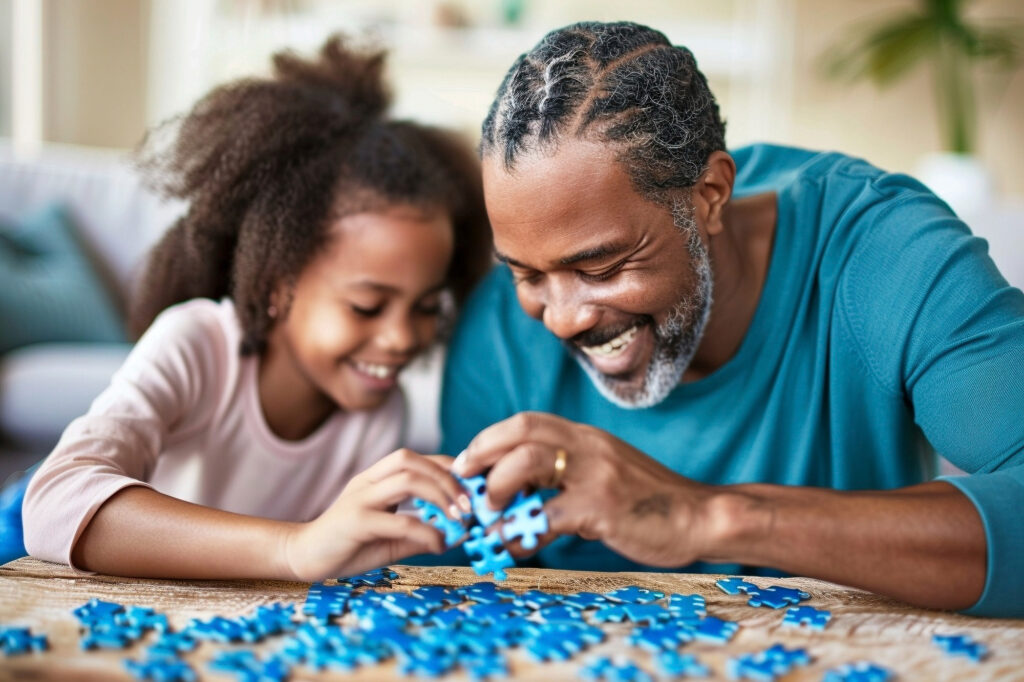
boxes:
[1,557,1021,680]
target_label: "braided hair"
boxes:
[131,35,492,354]
[481,21,726,204]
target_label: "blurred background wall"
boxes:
[1,0,1021,197]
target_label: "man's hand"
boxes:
[452,411,719,567]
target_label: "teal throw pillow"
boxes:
[0,203,126,353]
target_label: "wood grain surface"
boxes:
[1,557,1021,680]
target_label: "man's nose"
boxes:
[541,279,599,340]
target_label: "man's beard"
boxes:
[568,202,713,409]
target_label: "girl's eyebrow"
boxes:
[347,281,448,295]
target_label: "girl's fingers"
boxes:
[360,449,469,514]
[360,510,446,555]
[359,469,461,519]
[453,412,573,477]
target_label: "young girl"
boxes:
[20,36,491,582]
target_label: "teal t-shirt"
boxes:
[440,144,1024,618]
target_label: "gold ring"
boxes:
[551,448,568,488]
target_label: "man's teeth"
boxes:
[354,361,398,379]
[581,325,639,358]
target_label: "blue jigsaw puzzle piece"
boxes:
[728,643,812,680]
[302,582,352,624]
[72,598,125,625]
[621,603,671,625]
[562,592,609,609]
[667,593,707,622]
[692,616,740,644]
[464,526,515,581]
[627,623,694,652]
[414,498,470,548]
[184,615,254,644]
[244,603,296,639]
[656,651,709,677]
[411,585,463,606]
[823,661,893,682]
[382,593,434,618]
[535,605,583,622]
[782,605,831,630]
[513,589,565,610]
[467,601,524,624]
[0,626,48,655]
[124,654,197,682]
[604,586,665,604]
[580,656,654,682]
[932,633,988,662]
[715,578,762,596]
[147,631,197,657]
[591,606,630,623]
[458,581,517,603]
[500,492,548,550]
[455,472,503,527]
[337,567,399,587]
[746,586,811,609]
[208,650,290,682]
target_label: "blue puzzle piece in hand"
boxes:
[933,633,988,662]
[746,586,811,609]
[465,526,515,581]
[715,578,762,596]
[823,661,893,682]
[500,492,548,550]
[414,498,470,548]
[456,471,503,527]
[124,654,197,682]
[657,651,709,677]
[782,605,831,630]
[0,626,48,655]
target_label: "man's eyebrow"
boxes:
[494,242,629,269]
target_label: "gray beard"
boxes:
[568,203,713,409]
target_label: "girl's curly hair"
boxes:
[131,35,492,354]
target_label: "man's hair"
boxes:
[481,21,726,204]
[131,35,492,354]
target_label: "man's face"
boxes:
[482,140,713,408]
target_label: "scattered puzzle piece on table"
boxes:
[458,581,517,603]
[933,633,988,662]
[500,492,549,550]
[513,589,564,610]
[823,661,893,682]
[628,623,694,652]
[338,567,399,587]
[782,605,831,630]
[414,498,470,548]
[462,652,509,681]
[715,578,762,596]
[0,626,48,655]
[746,585,811,610]
[657,650,709,677]
[667,593,707,622]
[562,592,609,610]
[465,526,515,581]
[412,585,463,606]
[580,656,654,682]
[147,631,196,657]
[72,598,125,625]
[124,654,197,682]
[605,586,665,604]
[728,643,812,681]
[620,603,671,625]
[535,605,583,623]
[591,606,630,624]
[302,582,352,624]
[692,616,740,644]
[208,649,290,682]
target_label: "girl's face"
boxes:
[264,204,454,419]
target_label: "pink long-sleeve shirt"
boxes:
[22,298,403,566]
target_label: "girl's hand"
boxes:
[284,449,470,582]
[452,412,719,568]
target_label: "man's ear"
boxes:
[694,150,736,236]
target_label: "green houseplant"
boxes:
[823,0,1021,155]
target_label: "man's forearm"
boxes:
[700,481,986,610]
[71,486,300,580]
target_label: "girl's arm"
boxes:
[73,449,468,581]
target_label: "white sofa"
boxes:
[0,143,444,481]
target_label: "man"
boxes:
[442,21,1023,618]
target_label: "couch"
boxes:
[0,143,444,483]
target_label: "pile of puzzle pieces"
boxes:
[0,565,994,681]
[413,470,552,581]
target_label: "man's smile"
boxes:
[575,323,653,379]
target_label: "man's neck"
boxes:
[684,192,778,381]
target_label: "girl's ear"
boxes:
[267,283,292,321]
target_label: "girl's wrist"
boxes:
[277,520,311,582]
